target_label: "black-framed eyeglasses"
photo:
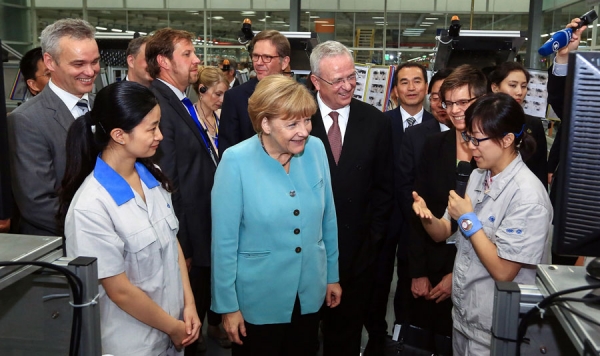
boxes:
[251,54,280,63]
[442,96,479,109]
[313,72,357,89]
[461,131,493,146]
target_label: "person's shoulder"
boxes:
[69,173,109,212]
[221,135,259,160]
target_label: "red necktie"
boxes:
[328,111,342,165]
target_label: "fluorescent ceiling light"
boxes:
[126,30,136,33]
[273,21,286,24]
[372,16,384,19]
[425,17,438,20]
[241,11,255,15]
[95,26,107,30]
[314,20,329,23]
[541,34,549,37]
[212,16,224,20]
[139,32,147,35]
[310,16,320,19]
[405,28,425,31]
[322,24,335,27]
[420,24,431,26]
[421,22,434,25]
[111,29,122,32]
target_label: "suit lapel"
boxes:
[153,80,214,160]
[311,108,337,173]
[337,101,365,170]
[41,88,74,132]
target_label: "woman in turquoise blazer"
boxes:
[211,76,341,355]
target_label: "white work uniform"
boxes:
[65,157,183,356]
[443,154,552,354]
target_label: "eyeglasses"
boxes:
[429,94,441,102]
[313,72,357,89]
[441,96,479,109]
[251,54,280,63]
[461,131,493,146]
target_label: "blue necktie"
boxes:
[181,97,201,129]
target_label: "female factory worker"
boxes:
[59,81,200,355]
[211,75,341,356]
[412,93,552,355]
[488,61,549,186]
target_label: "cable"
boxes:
[0,261,84,356]
[516,283,600,356]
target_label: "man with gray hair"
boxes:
[7,18,99,236]
[308,40,393,355]
[125,36,152,87]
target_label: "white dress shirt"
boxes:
[316,93,351,144]
[48,79,91,118]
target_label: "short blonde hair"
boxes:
[248,75,317,133]
[192,65,229,95]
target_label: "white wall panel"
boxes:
[301,0,337,11]
[167,0,205,9]
[126,0,164,8]
[387,0,435,12]
[207,0,250,9]
[492,0,529,12]
[437,0,485,12]
[88,0,123,8]
[340,0,385,11]
[36,0,82,7]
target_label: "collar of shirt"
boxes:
[316,92,350,141]
[157,78,187,101]
[440,122,450,132]
[400,106,424,130]
[229,78,236,89]
[48,79,90,119]
[473,154,524,200]
[93,155,160,206]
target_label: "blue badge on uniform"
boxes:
[506,228,514,233]
[516,229,522,234]
[489,216,495,223]
[167,203,171,208]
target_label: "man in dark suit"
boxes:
[125,36,152,87]
[309,40,393,356]
[146,28,213,355]
[219,30,290,154]
[364,63,437,353]
[219,58,240,89]
[8,18,99,236]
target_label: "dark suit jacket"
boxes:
[524,114,549,186]
[219,78,258,155]
[408,130,464,279]
[231,78,241,88]
[7,87,94,236]
[547,65,566,175]
[311,98,393,282]
[151,79,217,267]
[384,107,435,259]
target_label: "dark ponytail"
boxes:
[465,92,536,160]
[58,81,172,230]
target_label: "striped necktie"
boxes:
[407,116,416,127]
[76,98,89,115]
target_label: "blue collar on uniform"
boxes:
[93,156,160,206]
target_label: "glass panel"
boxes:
[169,11,204,37]
[129,11,170,34]
[87,10,127,33]
[1,6,30,43]
[36,9,84,38]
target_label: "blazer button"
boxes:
[289,190,296,197]
[347,198,352,203]
[295,247,302,253]
[294,228,300,234]
[293,209,300,216]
